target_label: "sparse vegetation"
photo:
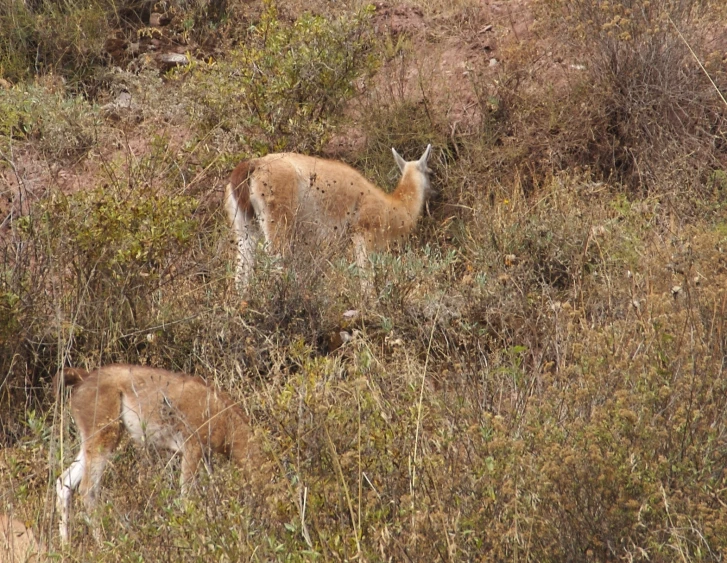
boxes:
[527,0,727,192]
[1,0,727,560]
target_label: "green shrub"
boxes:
[0,141,200,388]
[0,83,98,161]
[182,1,378,154]
[35,177,197,339]
[0,0,35,82]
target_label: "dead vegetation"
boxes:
[1,0,727,560]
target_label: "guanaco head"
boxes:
[392,143,433,196]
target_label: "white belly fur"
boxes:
[121,397,185,452]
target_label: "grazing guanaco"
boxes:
[0,514,42,562]
[55,364,261,544]
[225,145,433,287]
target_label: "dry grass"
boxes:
[1,0,727,560]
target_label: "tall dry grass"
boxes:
[1,0,727,560]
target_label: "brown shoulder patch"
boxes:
[229,160,256,218]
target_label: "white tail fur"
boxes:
[224,145,433,288]
[54,365,261,545]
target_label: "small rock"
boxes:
[149,12,171,26]
[327,330,352,351]
[386,336,404,347]
[157,53,190,71]
[100,90,135,121]
[489,58,498,67]
[114,91,133,109]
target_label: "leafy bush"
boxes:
[34,176,197,345]
[183,1,378,153]
[0,83,98,161]
[0,141,200,403]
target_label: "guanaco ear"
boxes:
[392,147,407,173]
[419,144,432,166]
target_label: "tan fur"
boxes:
[55,364,261,544]
[225,145,433,287]
[0,515,42,562]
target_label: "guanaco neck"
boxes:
[391,166,428,218]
